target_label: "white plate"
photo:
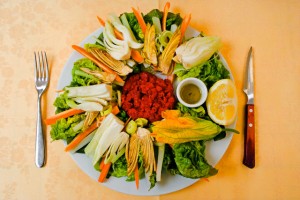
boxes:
[57,26,236,196]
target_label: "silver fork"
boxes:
[34,51,49,168]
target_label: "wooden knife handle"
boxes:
[243,104,255,168]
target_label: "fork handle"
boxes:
[35,96,45,168]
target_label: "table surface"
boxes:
[1,0,300,199]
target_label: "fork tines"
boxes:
[34,51,49,82]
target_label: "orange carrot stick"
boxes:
[72,45,124,84]
[98,162,112,182]
[114,30,124,40]
[65,121,99,152]
[97,16,106,26]
[134,164,139,189]
[111,105,120,115]
[44,108,85,125]
[131,49,144,63]
[99,157,105,171]
[162,2,170,31]
[180,13,191,42]
[131,7,147,34]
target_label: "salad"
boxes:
[46,2,238,191]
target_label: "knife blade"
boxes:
[243,47,255,168]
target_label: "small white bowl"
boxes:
[176,78,208,108]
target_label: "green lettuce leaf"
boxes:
[174,54,230,88]
[123,12,144,42]
[173,141,218,178]
[50,114,85,141]
[166,12,183,30]
[143,9,163,24]
[143,9,182,31]
[148,172,156,191]
[163,144,180,175]
[53,92,70,113]
[70,58,101,86]
[110,154,128,177]
[176,102,206,118]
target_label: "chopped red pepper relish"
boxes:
[121,72,176,122]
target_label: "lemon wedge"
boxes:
[206,79,237,125]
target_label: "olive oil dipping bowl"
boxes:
[176,78,208,108]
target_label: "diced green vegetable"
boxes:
[135,118,148,127]
[125,120,137,134]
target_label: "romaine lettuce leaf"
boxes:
[166,12,182,30]
[175,54,230,88]
[143,9,163,24]
[173,141,218,178]
[123,12,144,42]
[143,9,182,31]
[110,154,128,177]
[176,102,206,118]
[163,144,180,175]
[50,114,85,141]
[53,92,70,113]
[70,58,101,86]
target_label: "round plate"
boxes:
[57,26,236,196]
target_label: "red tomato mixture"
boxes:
[121,72,176,122]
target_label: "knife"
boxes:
[243,47,255,168]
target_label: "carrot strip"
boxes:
[131,49,144,63]
[98,162,112,182]
[134,164,139,189]
[131,7,147,34]
[111,105,120,115]
[44,108,85,125]
[114,30,124,40]
[97,16,106,26]
[99,157,105,171]
[162,2,170,31]
[72,45,124,84]
[65,121,99,152]
[180,13,191,42]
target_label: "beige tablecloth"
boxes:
[1,0,299,199]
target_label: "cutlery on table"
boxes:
[243,47,255,168]
[34,51,49,168]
